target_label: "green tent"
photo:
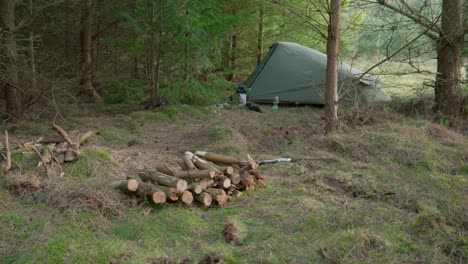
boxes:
[245,42,391,105]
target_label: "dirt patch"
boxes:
[7,182,47,198]
[426,123,466,144]
[323,177,348,195]
[198,253,225,264]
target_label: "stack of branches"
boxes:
[1,124,96,177]
[115,151,266,207]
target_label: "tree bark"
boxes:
[134,180,167,204]
[324,0,342,134]
[112,179,139,192]
[204,188,228,206]
[139,169,187,191]
[216,176,231,189]
[148,1,156,103]
[433,0,463,115]
[228,173,241,185]
[155,164,216,180]
[28,0,37,94]
[257,2,264,65]
[377,0,465,116]
[194,151,241,165]
[1,0,21,121]
[154,0,163,105]
[80,0,101,103]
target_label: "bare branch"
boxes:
[375,0,442,40]
[269,0,327,39]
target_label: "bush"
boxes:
[161,75,235,106]
[104,76,146,104]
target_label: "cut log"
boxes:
[134,181,167,204]
[52,124,80,151]
[188,178,215,194]
[210,162,234,175]
[112,179,139,192]
[216,176,231,189]
[139,169,187,191]
[228,173,241,185]
[157,165,216,180]
[56,153,65,164]
[199,178,215,189]
[249,170,266,187]
[195,151,241,165]
[30,145,50,177]
[64,149,79,162]
[185,151,223,175]
[180,190,193,205]
[194,192,212,207]
[176,160,189,170]
[155,164,175,176]
[240,172,256,191]
[182,155,196,170]
[173,169,215,180]
[188,182,204,194]
[248,160,260,170]
[231,189,243,198]
[152,184,180,201]
[204,188,228,206]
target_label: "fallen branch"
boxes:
[30,145,50,177]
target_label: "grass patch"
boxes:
[1,106,466,263]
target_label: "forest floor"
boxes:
[0,103,467,263]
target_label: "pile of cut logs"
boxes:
[115,151,265,207]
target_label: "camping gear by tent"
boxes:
[245,42,391,105]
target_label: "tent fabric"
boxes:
[245,42,391,105]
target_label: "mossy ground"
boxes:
[1,104,466,263]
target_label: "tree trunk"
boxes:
[324,0,342,134]
[28,0,37,94]
[257,3,264,65]
[149,1,156,103]
[229,26,238,69]
[1,0,21,122]
[80,0,101,103]
[433,0,463,115]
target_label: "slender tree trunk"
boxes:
[324,0,342,134]
[229,26,238,69]
[94,13,100,76]
[257,3,264,65]
[154,0,163,105]
[80,0,101,103]
[1,0,21,121]
[28,0,37,93]
[433,0,463,115]
[149,1,156,103]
